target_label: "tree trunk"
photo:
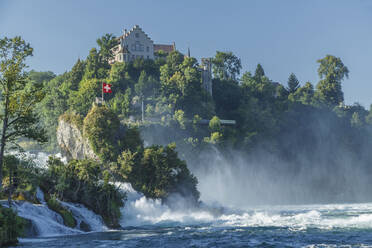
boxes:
[8,167,12,208]
[0,96,9,191]
[141,98,144,122]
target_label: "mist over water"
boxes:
[11,151,372,247]
[188,146,372,207]
[140,120,372,208]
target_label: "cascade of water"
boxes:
[12,200,82,237]
[5,187,107,237]
[59,201,106,232]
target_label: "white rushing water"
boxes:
[8,178,372,239]
[12,200,80,237]
[7,187,107,237]
[117,182,372,231]
[7,151,372,240]
[119,183,216,226]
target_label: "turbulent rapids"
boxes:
[14,199,372,247]
[4,152,372,247]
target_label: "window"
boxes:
[135,33,139,38]
[135,41,144,51]
[146,46,149,52]
[147,55,149,59]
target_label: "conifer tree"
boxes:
[254,64,265,83]
[287,73,300,93]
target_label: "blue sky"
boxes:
[1,0,372,107]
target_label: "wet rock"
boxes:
[79,221,91,232]
[21,218,39,237]
[56,119,99,161]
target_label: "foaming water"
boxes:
[12,201,81,237]
[119,183,215,226]
[8,150,67,168]
[11,152,372,246]
[17,202,372,247]
[59,201,107,232]
[5,188,107,237]
[13,184,372,247]
[118,182,372,232]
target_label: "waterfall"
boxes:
[4,188,107,237]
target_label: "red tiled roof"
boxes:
[154,44,175,53]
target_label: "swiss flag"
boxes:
[102,82,112,93]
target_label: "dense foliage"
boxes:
[41,157,124,227]
[0,37,46,190]
[0,206,24,246]
[83,105,122,161]
[115,143,199,201]
[29,34,372,169]
[2,153,125,228]
[4,33,372,213]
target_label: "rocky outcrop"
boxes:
[56,119,99,161]
[22,218,38,237]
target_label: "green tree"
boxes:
[209,116,221,132]
[28,70,55,84]
[61,59,85,92]
[253,64,265,83]
[108,88,131,118]
[135,71,160,121]
[287,73,300,93]
[351,112,363,128]
[0,206,24,246]
[43,157,124,227]
[212,78,241,119]
[117,143,199,201]
[69,78,102,115]
[212,51,242,80]
[365,104,372,125]
[204,131,223,144]
[288,82,314,105]
[83,105,121,161]
[0,37,46,188]
[315,55,349,106]
[159,54,210,117]
[83,48,108,80]
[36,73,70,150]
[173,109,186,129]
[96,33,117,63]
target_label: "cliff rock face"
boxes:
[56,119,99,161]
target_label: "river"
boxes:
[13,189,372,247]
[8,152,372,247]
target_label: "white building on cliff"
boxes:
[110,25,213,97]
[110,25,175,63]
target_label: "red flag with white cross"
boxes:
[102,82,112,93]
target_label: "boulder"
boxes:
[56,119,99,161]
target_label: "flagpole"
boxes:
[102,82,104,104]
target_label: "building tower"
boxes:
[201,58,213,96]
